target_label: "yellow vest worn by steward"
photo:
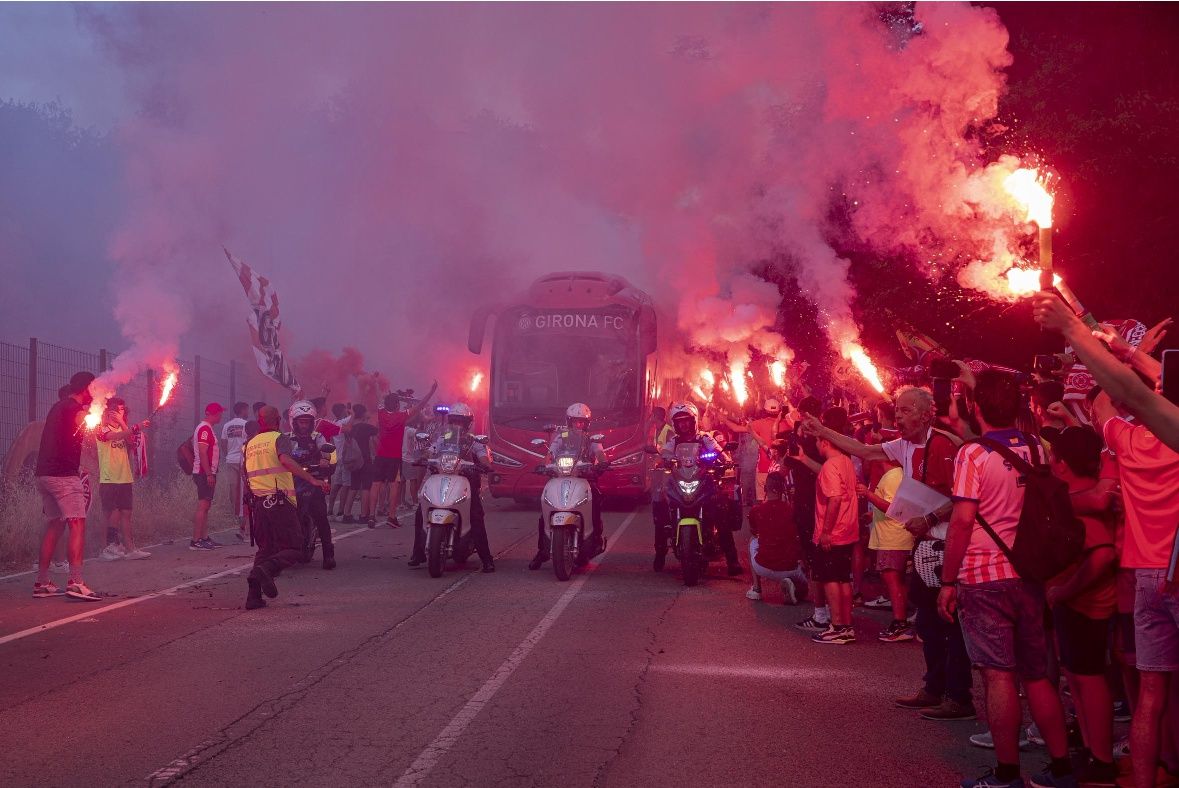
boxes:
[244,431,295,503]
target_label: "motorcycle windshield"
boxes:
[675,442,701,481]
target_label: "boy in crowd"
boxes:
[97,398,151,560]
[746,472,808,604]
[809,431,859,644]
[858,466,915,642]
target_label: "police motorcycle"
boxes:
[647,405,740,587]
[415,418,491,578]
[530,425,609,581]
[288,400,337,566]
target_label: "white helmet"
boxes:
[566,403,592,421]
[764,398,781,415]
[289,400,316,422]
[449,402,473,419]
[668,402,699,422]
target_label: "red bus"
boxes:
[468,271,663,502]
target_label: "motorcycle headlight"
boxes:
[612,451,644,467]
[677,480,700,495]
[490,450,523,468]
[556,457,575,474]
[440,453,459,473]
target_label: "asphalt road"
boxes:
[0,499,1047,787]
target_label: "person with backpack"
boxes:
[937,370,1075,788]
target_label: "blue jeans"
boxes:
[748,538,808,591]
[957,579,1050,680]
[1135,568,1179,672]
[910,574,973,704]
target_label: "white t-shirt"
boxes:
[221,417,248,465]
[192,420,221,475]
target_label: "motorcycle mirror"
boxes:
[530,438,546,446]
[416,431,430,440]
[472,434,489,443]
[590,433,605,442]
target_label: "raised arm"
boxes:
[800,414,888,462]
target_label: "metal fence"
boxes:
[0,337,282,474]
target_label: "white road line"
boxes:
[651,664,859,680]
[393,511,638,788]
[0,526,372,647]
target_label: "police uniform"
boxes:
[288,429,336,567]
[243,430,305,607]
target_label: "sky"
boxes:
[2,2,1172,398]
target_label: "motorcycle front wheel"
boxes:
[679,524,701,587]
[427,525,448,578]
[551,527,574,582]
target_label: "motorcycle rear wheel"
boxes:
[679,524,701,587]
[427,526,447,578]
[551,527,573,581]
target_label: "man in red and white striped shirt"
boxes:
[937,370,1072,788]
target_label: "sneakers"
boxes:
[1112,700,1131,723]
[961,769,1025,788]
[385,518,401,529]
[1026,770,1078,788]
[32,581,65,598]
[895,688,942,709]
[189,538,217,551]
[65,582,102,601]
[812,625,856,645]
[746,586,763,601]
[32,559,69,572]
[878,620,916,642]
[365,517,377,529]
[920,699,978,721]
[794,615,829,632]
[780,578,798,605]
[1026,723,1045,747]
[1112,738,1130,760]
[100,543,126,561]
[124,549,151,560]
[864,595,892,609]
[969,727,1032,750]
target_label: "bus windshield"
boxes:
[493,331,641,429]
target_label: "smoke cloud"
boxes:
[1,3,1040,398]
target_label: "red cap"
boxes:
[205,402,226,414]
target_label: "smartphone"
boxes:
[1033,354,1064,375]
[932,378,952,417]
[1163,349,1179,406]
[928,358,959,380]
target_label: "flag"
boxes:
[224,247,300,392]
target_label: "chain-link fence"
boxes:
[0,337,282,475]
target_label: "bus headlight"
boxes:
[490,451,523,468]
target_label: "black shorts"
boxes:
[1053,604,1112,676]
[351,465,374,492]
[372,456,402,484]
[193,473,216,502]
[811,543,854,583]
[100,483,133,513]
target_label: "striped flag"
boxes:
[223,247,300,392]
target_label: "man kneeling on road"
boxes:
[243,406,330,610]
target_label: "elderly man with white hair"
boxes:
[802,386,974,721]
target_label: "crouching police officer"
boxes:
[243,405,330,610]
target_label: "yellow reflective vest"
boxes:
[244,431,295,503]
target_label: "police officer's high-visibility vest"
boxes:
[244,431,295,503]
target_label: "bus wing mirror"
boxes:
[590,433,605,442]
[530,438,547,446]
[472,435,489,443]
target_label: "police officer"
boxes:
[243,405,330,610]
[427,403,495,573]
[653,402,741,576]
[287,400,337,570]
[529,403,609,570]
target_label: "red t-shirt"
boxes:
[748,499,801,571]
[1104,417,1179,569]
[815,454,859,546]
[377,410,410,459]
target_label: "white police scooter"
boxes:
[531,428,606,581]
[417,429,488,578]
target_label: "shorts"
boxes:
[333,462,352,487]
[372,456,402,484]
[1134,568,1179,672]
[811,542,854,583]
[875,549,909,573]
[351,465,374,492]
[1053,604,1111,675]
[100,483,134,513]
[36,475,88,520]
[958,579,1050,680]
[193,473,216,502]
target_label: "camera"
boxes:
[1033,354,1065,375]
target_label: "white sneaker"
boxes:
[745,586,763,601]
[124,549,151,560]
[968,728,1031,750]
[32,559,69,572]
[65,582,102,601]
[100,544,124,561]
[864,595,892,609]
[780,577,798,605]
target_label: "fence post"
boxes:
[229,360,236,410]
[27,337,38,421]
[194,354,202,425]
[99,348,109,372]
[146,369,156,474]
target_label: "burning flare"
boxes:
[769,360,787,389]
[1005,266,1062,297]
[729,359,749,406]
[158,367,179,407]
[468,371,484,393]
[1003,168,1054,228]
[844,343,886,394]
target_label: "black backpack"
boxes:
[969,434,1085,583]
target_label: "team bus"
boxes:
[468,271,666,502]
